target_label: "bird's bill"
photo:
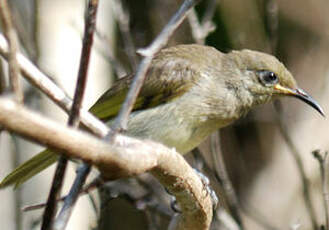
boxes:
[274,84,325,117]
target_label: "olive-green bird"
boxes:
[0,44,324,188]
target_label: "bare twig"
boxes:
[274,101,318,230]
[0,61,7,93]
[69,0,99,127]
[210,132,243,229]
[112,0,138,70]
[187,3,216,45]
[22,177,104,212]
[215,208,241,230]
[313,150,329,230]
[0,97,213,230]
[0,0,23,102]
[42,1,100,230]
[111,0,201,134]
[10,135,23,230]
[200,0,217,26]
[95,30,127,77]
[41,156,68,230]
[54,165,91,230]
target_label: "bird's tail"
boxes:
[0,149,58,189]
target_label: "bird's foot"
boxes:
[168,169,219,213]
[193,169,219,210]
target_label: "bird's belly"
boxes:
[166,125,214,154]
[126,116,196,154]
[125,107,227,154]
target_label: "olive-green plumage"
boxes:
[0,44,323,188]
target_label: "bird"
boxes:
[0,44,324,188]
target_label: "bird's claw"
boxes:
[167,169,219,213]
[193,169,219,210]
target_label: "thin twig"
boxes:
[215,208,241,230]
[0,0,23,102]
[200,0,217,26]
[313,150,329,230]
[54,165,91,230]
[41,157,68,230]
[274,101,318,230]
[42,1,99,230]
[22,177,104,212]
[10,135,23,230]
[210,132,243,229]
[0,61,7,93]
[69,0,99,127]
[187,5,216,45]
[112,0,138,70]
[95,30,127,77]
[111,0,201,134]
[41,0,99,225]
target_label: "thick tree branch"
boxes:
[0,97,212,230]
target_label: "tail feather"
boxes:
[0,149,58,189]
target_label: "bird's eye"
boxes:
[257,70,279,86]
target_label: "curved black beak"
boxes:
[274,84,325,116]
[292,88,325,117]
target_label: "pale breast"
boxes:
[125,99,233,154]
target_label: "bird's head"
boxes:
[227,49,325,116]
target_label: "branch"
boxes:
[274,101,318,230]
[313,150,329,230]
[187,2,216,45]
[0,97,212,230]
[54,0,99,228]
[42,1,100,229]
[112,0,138,70]
[210,132,243,228]
[0,0,23,102]
[22,175,103,212]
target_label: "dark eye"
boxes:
[257,70,279,86]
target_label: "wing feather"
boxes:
[90,51,200,120]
